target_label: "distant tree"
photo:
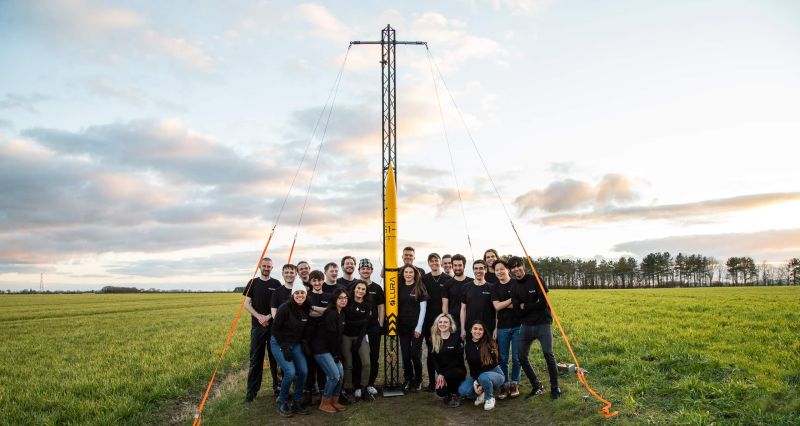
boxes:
[788,258,800,285]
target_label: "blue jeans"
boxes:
[496,326,521,384]
[313,353,344,398]
[458,366,505,400]
[269,336,307,403]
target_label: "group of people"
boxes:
[243,247,560,417]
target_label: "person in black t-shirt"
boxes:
[457,320,504,411]
[297,261,312,289]
[442,254,473,336]
[341,281,373,401]
[483,248,500,283]
[243,257,282,401]
[356,258,384,396]
[491,259,522,399]
[312,288,348,414]
[430,313,466,407]
[422,252,448,392]
[304,270,329,404]
[322,262,345,294]
[398,264,429,392]
[460,260,496,340]
[509,256,560,400]
[337,256,357,290]
[402,246,427,276]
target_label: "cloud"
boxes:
[515,174,637,215]
[411,12,509,72]
[0,118,13,129]
[6,0,214,70]
[296,3,352,42]
[538,192,800,225]
[480,0,552,16]
[0,92,51,114]
[86,79,186,110]
[612,228,800,262]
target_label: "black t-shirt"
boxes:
[461,282,496,334]
[398,283,428,333]
[443,277,473,322]
[243,277,281,328]
[464,339,499,380]
[365,282,385,330]
[511,274,551,326]
[336,277,356,291]
[322,282,346,294]
[432,333,465,376]
[491,280,520,329]
[422,272,448,329]
[270,284,293,311]
[343,299,372,337]
[485,272,498,284]
[308,291,331,310]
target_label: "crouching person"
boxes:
[458,321,504,411]
[312,289,348,413]
[430,313,467,407]
[269,273,311,417]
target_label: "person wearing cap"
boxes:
[270,264,312,416]
[355,258,384,396]
[509,256,561,400]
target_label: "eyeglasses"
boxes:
[337,296,349,300]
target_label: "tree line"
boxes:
[510,254,800,289]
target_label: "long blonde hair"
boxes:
[430,313,456,353]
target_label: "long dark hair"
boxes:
[326,288,346,313]
[401,264,428,300]
[348,280,371,308]
[470,320,498,366]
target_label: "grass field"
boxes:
[1,287,799,425]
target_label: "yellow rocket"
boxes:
[384,166,399,336]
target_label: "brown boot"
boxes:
[330,395,347,412]
[318,397,337,413]
[497,384,509,400]
[509,383,520,398]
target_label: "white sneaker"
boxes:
[367,386,378,395]
[484,397,496,411]
[354,388,362,398]
[474,393,485,406]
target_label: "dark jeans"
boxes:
[519,323,559,389]
[367,329,382,387]
[434,367,467,397]
[246,325,278,398]
[305,349,325,393]
[399,332,423,385]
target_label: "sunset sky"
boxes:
[1,0,799,291]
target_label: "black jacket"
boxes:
[511,274,551,326]
[311,308,345,359]
[272,302,310,346]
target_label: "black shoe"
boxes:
[292,400,310,415]
[425,383,435,392]
[339,391,351,405]
[443,394,451,404]
[448,395,462,407]
[407,382,420,393]
[245,393,255,403]
[525,383,545,400]
[550,387,561,400]
[402,381,411,392]
[361,387,375,402]
[277,402,293,417]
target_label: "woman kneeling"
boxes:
[430,313,467,407]
[458,321,504,410]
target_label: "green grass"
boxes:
[1,288,798,425]
[199,287,800,425]
[0,293,249,425]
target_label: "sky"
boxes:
[1,0,799,291]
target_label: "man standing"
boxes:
[460,260,496,340]
[271,264,298,319]
[403,246,426,276]
[441,254,453,277]
[244,257,282,401]
[337,256,357,290]
[442,254,473,337]
[355,259,384,397]
[322,262,344,294]
[297,261,312,289]
[421,253,447,391]
[509,256,560,400]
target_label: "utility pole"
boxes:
[351,25,426,397]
